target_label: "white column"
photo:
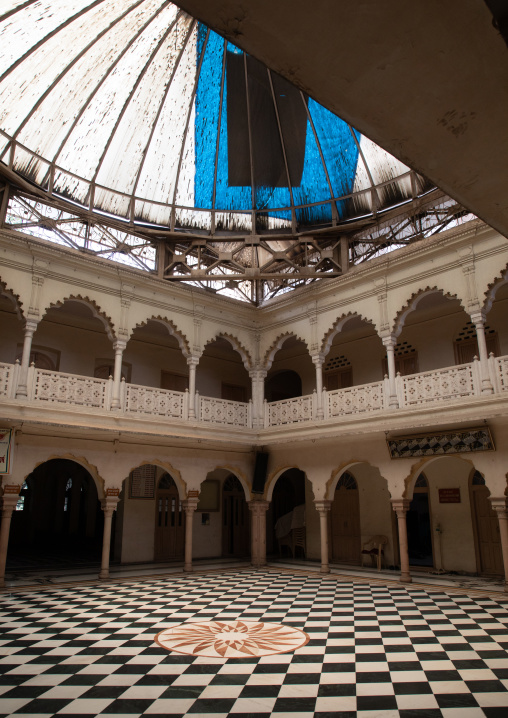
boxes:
[470,311,494,394]
[391,498,412,583]
[249,369,266,428]
[187,357,199,420]
[15,319,38,398]
[111,339,127,410]
[490,498,508,592]
[98,493,119,580]
[382,335,399,408]
[312,354,325,419]
[315,500,332,573]
[0,485,21,588]
[248,500,269,567]
[183,493,199,571]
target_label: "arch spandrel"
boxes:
[41,294,116,342]
[130,315,191,358]
[202,333,253,371]
[320,311,379,357]
[391,286,466,339]
[262,332,310,372]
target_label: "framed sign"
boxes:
[0,430,12,474]
[439,488,461,503]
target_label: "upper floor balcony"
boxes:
[1,353,507,437]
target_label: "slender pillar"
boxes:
[312,354,325,419]
[391,499,412,583]
[490,498,508,592]
[187,357,199,420]
[249,369,267,428]
[314,500,332,573]
[248,500,269,568]
[382,335,399,408]
[183,492,199,571]
[470,311,494,394]
[0,485,21,588]
[111,339,127,410]
[15,319,38,398]
[98,492,120,580]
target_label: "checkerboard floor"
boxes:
[0,568,507,717]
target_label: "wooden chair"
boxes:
[361,535,388,571]
[292,527,306,558]
[278,532,293,557]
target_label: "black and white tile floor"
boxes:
[1,568,508,717]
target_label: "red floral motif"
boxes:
[155,619,309,658]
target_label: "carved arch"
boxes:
[126,460,186,500]
[25,454,105,499]
[265,464,307,502]
[321,312,378,356]
[43,294,115,342]
[392,286,465,338]
[263,332,309,372]
[204,464,251,501]
[133,316,191,358]
[0,277,23,320]
[402,455,477,500]
[483,265,508,314]
[204,333,252,371]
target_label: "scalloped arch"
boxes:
[402,454,477,500]
[0,277,23,320]
[263,332,309,372]
[265,464,306,502]
[43,294,115,341]
[126,460,186,500]
[204,333,252,371]
[25,454,105,499]
[325,460,383,500]
[392,286,465,338]
[483,265,508,314]
[204,464,251,501]
[133,316,191,358]
[321,311,378,356]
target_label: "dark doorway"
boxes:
[269,468,306,557]
[265,370,302,402]
[222,475,249,557]
[407,474,433,567]
[8,459,103,571]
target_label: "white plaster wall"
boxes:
[120,492,155,563]
[354,464,395,565]
[326,330,385,385]
[422,458,476,574]
[192,509,222,558]
[125,339,187,387]
[197,353,251,399]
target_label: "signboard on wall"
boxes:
[0,430,12,474]
[439,488,461,503]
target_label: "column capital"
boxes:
[2,485,21,514]
[101,494,119,515]
[311,352,325,366]
[183,495,199,512]
[249,368,267,380]
[187,355,201,367]
[248,499,269,514]
[391,498,411,515]
[489,497,507,515]
[469,309,487,326]
[24,317,39,334]
[113,338,127,352]
[381,333,397,348]
[314,499,332,513]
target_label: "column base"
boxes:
[184,564,193,572]
[400,573,412,583]
[320,565,330,573]
[98,570,109,580]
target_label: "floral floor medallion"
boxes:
[154,619,309,658]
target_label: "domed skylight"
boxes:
[0,0,433,235]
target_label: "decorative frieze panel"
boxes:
[327,381,385,416]
[495,356,508,392]
[267,395,314,426]
[198,396,249,427]
[387,426,495,459]
[33,369,107,408]
[125,384,185,419]
[0,362,15,398]
[399,364,476,406]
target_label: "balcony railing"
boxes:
[0,353,506,429]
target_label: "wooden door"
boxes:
[472,486,503,575]
[222,475,249,557]
[331,473,361,563]
[154,474,184,561]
